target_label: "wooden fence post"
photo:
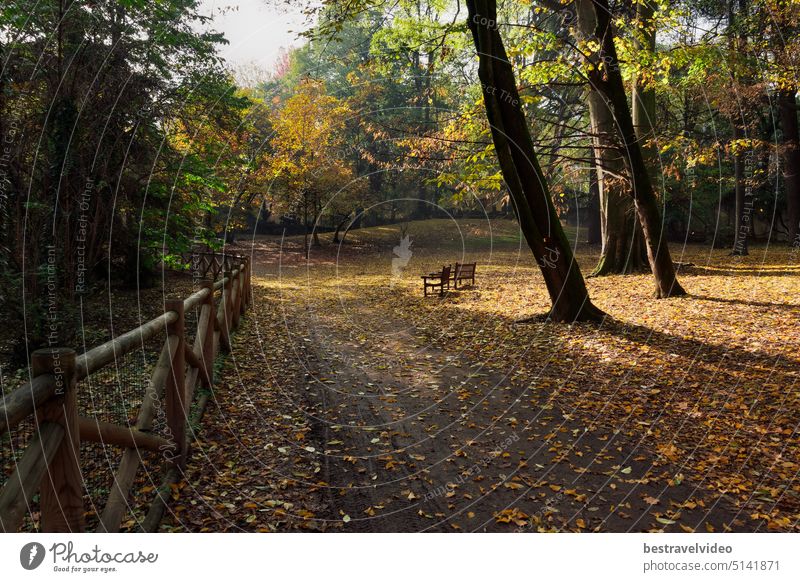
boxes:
[200,279,215,388]
[222,269,234,342]
[164,299,186,469]
[32,347,84,532]
[231,267,242,330]
[231,266,242,329]
[243,257,252,308]
[239,262,247,315]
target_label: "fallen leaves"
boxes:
[494,508,530,526]
[152,220,800,532]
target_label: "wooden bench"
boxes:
[452,262,476,289]
[421,264,451,297]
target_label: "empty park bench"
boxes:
[422,264,451,297]
[452,262,476,289]
[421,262,477,296]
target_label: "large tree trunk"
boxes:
[577,0,685,298]
[729,0,751,255]
[587,87,646,275]
[466,0,604,322]
[778,89,800,245]
[731,123,750,255]
[578,5,646,275]
[587,154,602,245]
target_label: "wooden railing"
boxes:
[0,254,253,532]
[184,250,248,282]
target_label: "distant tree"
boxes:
[268,79,356,256]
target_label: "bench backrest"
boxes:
[441,264,452,279]
[455,262,476,277]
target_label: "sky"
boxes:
[198,0,312,81]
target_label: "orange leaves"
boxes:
[494,508,529,526]
[656,443,681,462]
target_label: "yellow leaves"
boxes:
[657,443,681,462]
[494,508,529,526]
[766,516,794,530]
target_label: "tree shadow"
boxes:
[590,315,798,372]
[680,265,800,277]
[691,294,800,310]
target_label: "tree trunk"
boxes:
[586,88,646,275]
[303,192,310,259]
[731,123,750,255]
[587,154,602,244]
[632,0,657,178]
[778,89,800,245]
[332,213,352,244]
[578,4,646,276]
[729,0,750,255]
[578,0,686,298]
[466,0,604,322]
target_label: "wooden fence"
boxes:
[0,253,252,532]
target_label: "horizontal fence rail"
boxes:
[0,254,253,533]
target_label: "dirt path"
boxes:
[286,298,750,532]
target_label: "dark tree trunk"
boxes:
[778,89,800,245]
[332,213,352,244]
[466,0,604,322]
[731,123,750,255]
[578,0,686,298]
[729,0,751,255]
[578,4,646,276]
[631,0,657,177]
[587,155,602,245]
[303,192,310,259]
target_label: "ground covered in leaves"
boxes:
[162,219,800,532]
